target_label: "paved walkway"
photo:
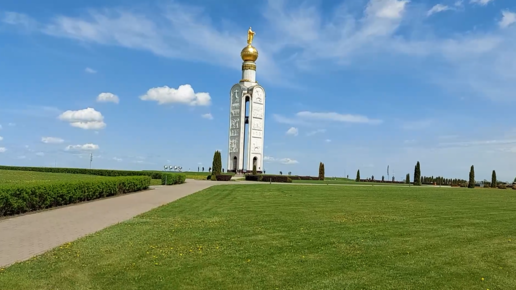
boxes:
[0,179,226,268]
[0,179,453,268]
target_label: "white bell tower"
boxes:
[227,27,266,173]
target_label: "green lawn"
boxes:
[1,185,515,289]
[0,169,100,184]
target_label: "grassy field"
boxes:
[0,170,100,184]
[1,185,515,289]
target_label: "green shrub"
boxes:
[498,184,507,189]
[0,176,151,217]
[288,176,320,181]
[0,165,162,179]
[207,175,212,180]
[245,175,292,183]
[215,175,232,181]
[161,173,186,185]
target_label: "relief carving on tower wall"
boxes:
[252,104,263,119]
[251,140,261,153]
[231,87,241,103]
[251,120,263,131]
[231,108,240,117]
[251,130,262,138]
[229,139,238,153]
[230,129,239,137]
[253,87,264,104]
[230,118,240,129]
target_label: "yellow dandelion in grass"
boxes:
[247,259,251,262]
[481,278,484,281]
[0,268,4,271]
[180,253,183,256]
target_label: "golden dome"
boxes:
[241,45,259,62]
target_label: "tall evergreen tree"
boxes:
[211,150,222,180]
[468,165,475,188]
[356,170,361,182]
[405,173,410,184]
[491,170,497,188]
[413,161,421,186]
[318,162,325,180]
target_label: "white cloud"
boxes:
[439,139,516,148]
[96,92,119,104]
[65,143,99,151]
[0,147,6,153]
[401,119,433,130]
[35,152,45,156]
[58,107,106,130]
[286,127,298,136]
[306,129,326,136]
[469,0,493,6]
[427,4,451,16]
[325,139,332,143]
[0,136,3,141]
[3,0,516,101]
[273,114,307,125]
[264,156,299,164]
[455,0,464,6]
[499,11,516,29]
[1,11,36,29]
[365,0,408,20]
[8,123,15,127]
[201,113,213,120]
[297,111,382,124]
[41,137,64,144]
[85,67,97,74]
[0,124,2,130]
[140,84,211,106]
[113,157,123,162]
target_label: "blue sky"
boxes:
[1,0,516,181]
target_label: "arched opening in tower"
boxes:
[243,96,250,171]
[233,156,237,172]
[253,156,257,170]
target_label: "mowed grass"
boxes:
[293,179,412,186]
[1,185,516,289]
[0,169,100,184]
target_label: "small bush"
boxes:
[512,184,516,190]
[161,173,186,185]
[245,175,292,183]
[498,184,507,189]
[0,176,151,217]
[207,175,212,180]
[215,175,232,181]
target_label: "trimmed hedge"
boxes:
[245,175,292,183]
[288,176,320,181]
[498,184,507,189]
[0,165,162,179]
[161,173,186,185]
[215,175,232,181]
[358,179,405,184]
[0,176,151,217]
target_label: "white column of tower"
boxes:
[228,27,265,173]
